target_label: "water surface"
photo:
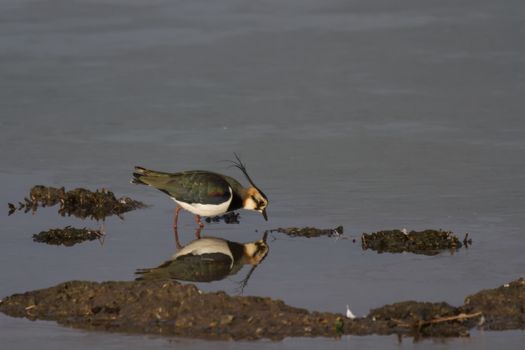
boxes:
[1,0,524,348]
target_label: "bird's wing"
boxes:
[141,170,233,205]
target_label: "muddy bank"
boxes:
[8,185,145,220]
[361,229,468,255]
[32,226,104,246]
[2,278,522,341]
[0,280,345,340]
[270,226,344,238]
[462,278,525,331]
[367,301,478,338]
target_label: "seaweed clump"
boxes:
[8,185,145,220]
[205,212,240,224]
[32,226,104,246]
[270,226,343,238]
[361,229,466,255]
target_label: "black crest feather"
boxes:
[229,153,268,201]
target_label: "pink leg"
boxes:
[194,214,205,229]
[173,206,183,249]
[173,226,182,250]
[173,206,182,230]
[194,226,202,240]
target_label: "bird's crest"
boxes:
[228,153,268,201]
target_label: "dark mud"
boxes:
[361,229,468,255]
[367,301,477,338]
[2,278,521,341]
[270,226,344,238]
[204,212,240,224]
[8,185,145,220]
[462,278,525,331]
[0,280,345,341]
[32,226,104,246]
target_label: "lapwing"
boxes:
[135,233,269,284]
[131,154,268,229]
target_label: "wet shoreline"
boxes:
[1,278,523,341]
[3,186,505,342]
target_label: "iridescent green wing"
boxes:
[142,170,232,205]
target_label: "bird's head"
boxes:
[243,187,268,220]
[230,153,269,221]
[236,231,270,293]
[242,238,269,265]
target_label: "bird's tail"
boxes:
[135,259,173,280]
[134,267,167,281]
[131,166,176,189]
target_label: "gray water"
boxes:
[1,0,524,348]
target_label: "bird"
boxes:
[135,234,269,284]
[131,154,268,229]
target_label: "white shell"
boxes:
[346,305,356,319]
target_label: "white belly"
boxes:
[172,187,233,217]
[173,237,234,266]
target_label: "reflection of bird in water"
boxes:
[131,154,268,233]
[135,233,269,290]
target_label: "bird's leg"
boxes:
[172,206,183,249]
[194,226,202,240]
[173,206,182,230]
[194,214,205,229]
[173,226,182,250]
[194,214,203,239]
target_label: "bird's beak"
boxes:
[261,208,268,221]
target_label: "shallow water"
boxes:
[1,0,524,348]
